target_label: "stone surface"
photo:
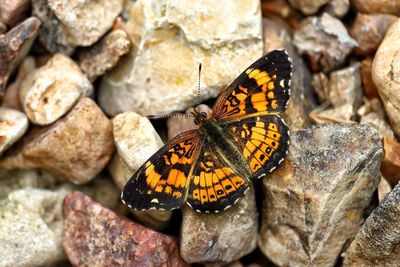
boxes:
[343,183,400,266]
[99,0,263,116]
[63,191,188,266]
[0,97,114,184]
[0,188,68,267]
[78,29,131,81]
[0,0,30,26]
[324,0,349,18]
[259,124,383,266]
[0,107,28,156]
[309,104,355,124]
[381,136,400,184]
[350,13,397,56]
[372,18,400,138]
[0,17,40,91]
[312,72,330,103]
[378,176,392,203]
[288,0,329,15]
[293,13,357,72]
[352,0,400,16]
[360,58,379,100]
[180,186,258,264]
[19,54,93,125]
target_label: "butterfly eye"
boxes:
[201,112,207,118]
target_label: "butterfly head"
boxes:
[192,107,209,126]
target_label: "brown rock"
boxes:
[372,18,400,138]
[0,0,30,26]
[360,58,379,99]
[78,29,131,82]
[63,191,188,267]
[288,0,329,15]
[261,0,300,29]
[0,17,40,91]
[381,136,400,184]
[343,183,400,266]
[0,97,114,184]
[259,124,383,266]
[352,0,400,16]
[350,13,397,56]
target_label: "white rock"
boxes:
[0,107,28,156]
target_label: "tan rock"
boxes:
[0,107,28,156]
[108,153,134,190]
[381,136,400,184]
[352,0,400,16]
[312,72,330,103]
[372,18,400,138]
[99,0,263,116]
[0,0,30,26]
[0,97,114,184]
[288,0,329,15]
[324,0,350,18]
[378,176,392,202]
[309,104,356,124]
[19,54,93,125]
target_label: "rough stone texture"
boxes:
[0,188,69,267]
[263,18,315,131]
[360,58,379,99]
[350,13,397,56]
[0,107,28,156]
[63,191,188,267]
[0,0,30,26]
[288,0,329,15]
[372,18,400,138]
[259,124,383,267]
[0,97,114,184]
[343,183,400,266]
[0,17,40,91]
[352,0,400,16]
[78,29,131,82]
[19,54,93,125]
[324,0,349,18]
[180,186,258,264]
[381,136,400,184]
[99,0,263,116]
[293,13,357,72]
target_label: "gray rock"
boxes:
[259,124,383,267]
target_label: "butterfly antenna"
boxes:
[196,63,202,107]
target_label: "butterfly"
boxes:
[121,49,292,213]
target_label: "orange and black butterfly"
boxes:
[121,50,291,213]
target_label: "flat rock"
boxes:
[293,13,357,72]
[0,97,115,184]
[99,0,263,116]
[259,124,383,266]
[0,107,28,156]
[19,54,93,125]
[0,0,30,26]
[343,183,400,266]
[372,18,400,138]
[352,0,400,16]
[288,0,329,15]
[63,191,188,266]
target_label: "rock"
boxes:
[0,107,28,156]
[293,13,357,72]
[260,0,300,29]
[309,104,355,124]
[99,0,263,116]
[180,186,258,264]
[77,29,131,82]
[381,136,400,184]
[360,58,379,100]
[372,18,400,138]
[0,188,68,266]
[350,13,397,56]
[63,191,188,266]
[108,153,134,190]
[263,18,315,131]
[0,21,6,34]
[352,0,400,16]
[312,72,330,103]
[0,17,40,91]
[288,0,329,15]
[343,183,400,266]
[324,0,349,18]
[378,176,391,202]
[259,124,383,266]
[0,97,114,184]
[0,0,30,26]
[19,54,93,125]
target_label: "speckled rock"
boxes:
[99,0,263,116]
[352,0,400,16]
[344,183,400,266]
[0,17,40,91]
[19,54,93,125]
[0,97,114,184]
[63,191,188,266]
[0,0,30,26]
[293,13,357,72]
[288,0,329,15]
[372,18,400,138]
[259,124,383,266]
[0,107,28,156]
[78,29,131,81]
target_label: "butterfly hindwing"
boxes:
[121,130,201,210]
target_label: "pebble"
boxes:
[259,124,383,266]
[288,0,329,15]
[0,0,30,26]
[324,0,350,18]
[360,58,379,99]
[352,0,400,16]
[381,136,400,184]
[0,107,28,156]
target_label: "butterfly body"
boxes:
[122,50,292,213]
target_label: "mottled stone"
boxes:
[288,0,329,15]
[372,18,400,138]
[0,17,40,91]
[19,54,93,125]
[350,13,397,56]
[63,191,188,266]
[352,0,400,16]
[343,183,400,266]
[78,29,131,81]
[0,0,30,26]
[381,136,400,184]
[99,0,263,116]
[294,13,357,72]
[0,107,28,156]
[0,97,114,184]
[259,124,383,266]
[360,58,379,99]
[324,0,349,18]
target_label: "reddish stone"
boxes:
[381,136,400,184]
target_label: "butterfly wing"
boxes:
[186,141,249,213]
[121,129,201,210]
[212,50,292,120]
